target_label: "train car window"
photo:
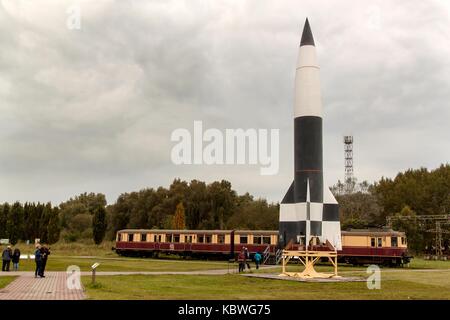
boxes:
[253,236,262,245]
[141,234,147,242]
[401,237,406,245]
[377,238,382,247]
[128,234,133,242]
[199,235,204,243]
[205,235,212,243]
[391,236,398,247]
[155,235,161,242]
[185,235,192,243]
[240,236,248,244]
[370,238,375,247]
[174,235,180,243]
[166,234,173,242]
[218,235,225,244]
[263,236,271,244]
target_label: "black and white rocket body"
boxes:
[279,19,342,250]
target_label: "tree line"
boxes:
[106,179,279,239]
[0,202,60,245]
[0,194,107,245]
[0,164,448,253]
[0,179,278,245]
[334,164,450,253]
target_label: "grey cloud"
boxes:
[0,0,448,204]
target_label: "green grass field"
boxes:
[2,242,449,300]
[0,276,16,289]
[1,242,231,272]
[5,256,230,272]
[78,256,450,300]
[7,241,117,257]
[81,270,450,300]
[2,241,448,274]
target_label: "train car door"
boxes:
[185,235,193,252]
[369,237,377,257]
[230,230,235,259]
[154,234,161,251]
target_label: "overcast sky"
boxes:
[0,0,449,205]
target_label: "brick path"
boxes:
[0,272,85,300]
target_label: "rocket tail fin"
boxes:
[322,184,342,250]
[281,181,295,204]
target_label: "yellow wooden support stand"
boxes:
[279,250,340,279]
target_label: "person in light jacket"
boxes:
[254,252,262,270]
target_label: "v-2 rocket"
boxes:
[279,18,342,250]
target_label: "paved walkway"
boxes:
[0,272,85,300]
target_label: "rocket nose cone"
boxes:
[300,18,315,46]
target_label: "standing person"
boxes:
[2,246,12,272]
[237,249,246,273]
[244,247,251,270]
[34,244,43,278]
[12,248,21,271]
[254,251,262,270]
[39,245,50,277]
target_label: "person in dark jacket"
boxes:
[237,249,246,273]
[39,245,50,277]
[244,247,251,270]
[2,246,12,272]
[12,248,21,271]
[34,244,43,278]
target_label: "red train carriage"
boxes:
[114,228,411,266]
[115,229,278,259]
[338,229,411,266]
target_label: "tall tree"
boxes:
[92,206,107,245]
[7,202,23,245]
[0,203,10,239]
[391,206,424,254]
[47,207,61,244]
[172,202,186,229]
[39,203,53,243]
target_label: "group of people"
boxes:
[1,246,21,272]
[237,247,262,272]
[1,244,50,278]
[34,244,50,278]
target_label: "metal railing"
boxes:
[262,245,271,264]
[275,249,283,265]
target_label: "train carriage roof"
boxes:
[341,229,406,237]
[118,228,406,237]
[117,229,279,235]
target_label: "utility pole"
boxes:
[386,214,450,259]
[343,136,354,193]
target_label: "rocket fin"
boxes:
[323,185,338,204]
[281,181,295,204]
[321,183,342,250]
